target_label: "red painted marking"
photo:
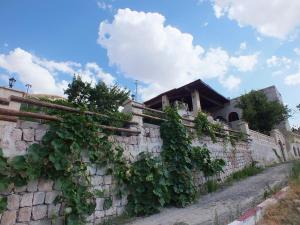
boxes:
[238,207,259,221]
[274,191,285,199]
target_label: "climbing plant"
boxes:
[160,107,197,207]
[124,107,226,215]
[125,152,170,216]
[194,111,246,146]
[194,112,224,143]
[0,105,226,221]
[0,113,130,224]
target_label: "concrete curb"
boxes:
[227,186,289,225]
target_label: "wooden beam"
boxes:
[0,108,60,121]
[0,97,9,105]
[0,115,18,122]
[0,108,140,134]
[10,95,138,125]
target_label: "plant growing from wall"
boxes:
[160,107,197,207]
[125,152,170,215]
[194,112,224,143]
[124,107,226,216]
[0,113,130,225]
[194,112,246,146]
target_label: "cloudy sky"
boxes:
[0,0,300,126]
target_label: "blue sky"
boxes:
[0,0,300,126]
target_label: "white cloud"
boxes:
[219,75,241,90]
[230,54,258,72]
[98,8,257,100]
[256,36,262,42]
[266,56,292,69]
[97,1,112,11]
[202,22,209,27]
[285,68,300,85]
[294,48,300,56]
[239,42,247,50]
[0,48,115,95]
[212,0,300,39]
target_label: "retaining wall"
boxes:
[0,120,253,225]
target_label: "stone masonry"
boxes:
[0,100,293,224]
[0,120,253,225]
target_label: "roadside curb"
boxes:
[227,186,289,225]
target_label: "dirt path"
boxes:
[126,163,292,225]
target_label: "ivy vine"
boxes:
[124,107,226,215]
[194,112,246,146]
[0,106,228,222]
[0,113,129,225]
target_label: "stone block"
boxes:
[45,191,59,204]
[12,129,22,141]
[33,192,45,205]
[32,205,47,220]
[29,219,51,225]
[15,141,28,155]
[95,210,105,219]
[96,168,106,176]
[0,210,17,225]
[19,121,39,129]
[38,180,53,192]
[18,207,32,222]
[27,181,38,192]
[105,206,116,216]
[91,176,103,186]
[20,193,33,207]
[7,194,20,210]
[104,175,112,185]
[47,203,61,218]
[96,198,104,210]
[34,129,46,141]
[23,129,35,141]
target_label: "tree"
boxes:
[64,75,92,107]
[236,90,290,134]
[64,75,130,113]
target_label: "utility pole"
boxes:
[135,80,138,102]
[25,84,32,95]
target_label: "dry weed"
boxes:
[260,181,300,225]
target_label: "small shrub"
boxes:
[230,163,263,181]
[289,161,300,180]
[206,180,220,193]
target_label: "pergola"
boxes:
[144,79,229,116]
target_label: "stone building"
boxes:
[144,79,299,162]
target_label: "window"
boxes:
[294,147,297,156]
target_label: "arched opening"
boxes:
[298,147,300,157]
[228,112,239,122]
[278,140,286,161]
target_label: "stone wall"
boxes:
[0,119,254,225]
[249,130,283,165]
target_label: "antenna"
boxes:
[135,80,138,102]
[25,84,32,95]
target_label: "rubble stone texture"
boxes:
[0,120,291,224]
